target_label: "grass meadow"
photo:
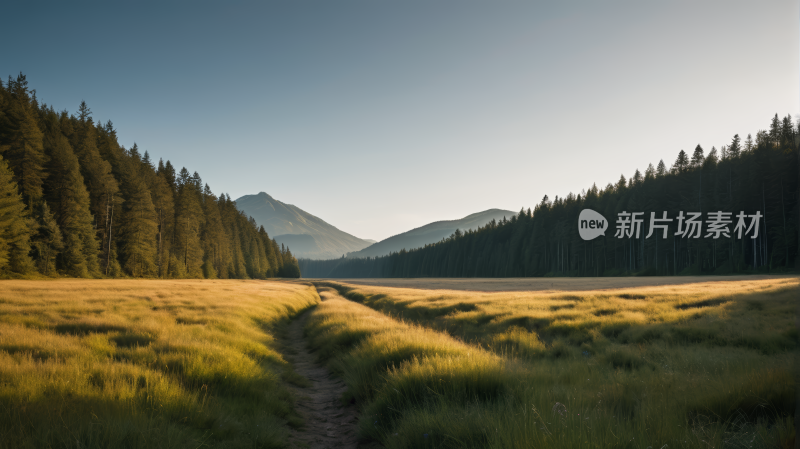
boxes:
[307,278,798,448]
[0,280,319,449]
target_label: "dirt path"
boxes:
[282,307,376,449]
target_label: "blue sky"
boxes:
[3,1,797,241]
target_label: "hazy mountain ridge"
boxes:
[346,209,516,259]
[235,192,372,259]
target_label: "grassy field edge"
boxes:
[306,280,796,449]
[0,279,320,449]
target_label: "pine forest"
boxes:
[0,73,300,279]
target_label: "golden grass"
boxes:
[0,279,319,449]
[327,274,798,292]
[308,278,798,448]
[326,277,798,355]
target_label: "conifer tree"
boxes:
[0,74,46,205]
[720,145,729,160]
[729,134,741,157]
[229,226,248,278]
[630,169,642,186]
[278,245,301,278]
[119,160,158,277]
[744,134,754,153]
[644,163,655,180]
[174,167,204,277]
[259,225,279,277]
[40,107,99,277]
[68,102,120,269]
[96,121,124,177]
[780,115,795,145]
[769,114,781,145]
[673,150,689,172]
[703,147,718,168]
[0,155,34,274]
[31,201,62,275]
[755,131,770,147]
[161,160,177,192]
[615,174,627,192]
[656,160,666,177]
[149,172,174,277]
[690,144,704,167]
[200,184,228,279]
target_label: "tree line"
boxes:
[0,73,300,278]
[301,113,798,278]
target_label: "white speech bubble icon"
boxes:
[578,209,607,240]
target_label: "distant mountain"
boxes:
[346,209,515,259]
[234,192,373,259]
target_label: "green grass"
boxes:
[0,279,319,448]
[307,279,798,448]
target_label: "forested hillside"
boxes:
[0,73,300,278]
[345,208,515,259]
[301,114,798,278]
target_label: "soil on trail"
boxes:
[282,307,378,449]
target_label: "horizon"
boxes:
[3,1,797,241]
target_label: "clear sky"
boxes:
[3,1,797,241]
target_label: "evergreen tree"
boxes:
[0,155,34,274]
[755,131,770,147]
[40,107,99,277]
[690,144,704,167]
[31,201,62,276]
[278,245,301,278]
[160,160,177,192]
[630,169,642,186]
[744,134,754,153]
[780,115,795,145]
[769,114,781,145]
[703,147,718,169]
[656,160,666,177]
[119,157,158,277]
[96,120,125,178]
[229,225,248,278]
[174,167,204,277]
[200,184,228,279]
[68,101,120,270]
[729,134,741,157]
[149,172,174,278]
[0,73,46,205]
[615,174,627,192]
[644,163,655,180]
[259,225,279,277]
[673,150,689,172]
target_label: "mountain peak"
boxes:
[235,193,372,259]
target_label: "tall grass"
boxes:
[307,279,797,448]
[323,278,798,358]
[0,279,319,448]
